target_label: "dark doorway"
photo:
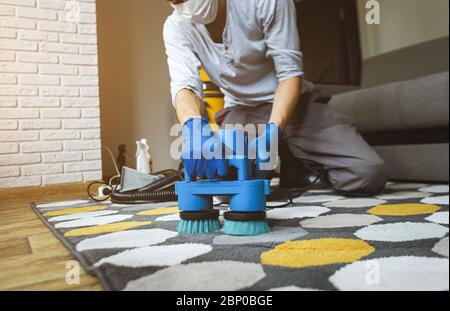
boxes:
[295,0,362,85]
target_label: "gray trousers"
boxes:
[216,90,389,196]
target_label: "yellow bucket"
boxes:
[200,68,224,130]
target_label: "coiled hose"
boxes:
[110,169,184,204]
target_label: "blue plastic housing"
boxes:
[176,179,271,212]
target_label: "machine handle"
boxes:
[184,129,251,182]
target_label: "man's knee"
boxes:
[329,161,389,197]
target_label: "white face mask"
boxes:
[171,0,219,25]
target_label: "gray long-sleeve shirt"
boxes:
[163,0,313,108]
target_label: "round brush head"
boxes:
[222,211,270,236]
[177,210,221,234]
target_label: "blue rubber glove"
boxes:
[181,118,229,180]
[249,123,281,177]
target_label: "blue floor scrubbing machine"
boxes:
[175,129,271,236]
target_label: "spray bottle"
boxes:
[136,139,152,174]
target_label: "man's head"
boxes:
[167,0,220,25]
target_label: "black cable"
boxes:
[266,199,293,208]
[88,154,326,206]
[212,175,322,209]
[266,175,322,209]
[87,181,115,202]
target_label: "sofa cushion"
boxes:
[329,72,449,134]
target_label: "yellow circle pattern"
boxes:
[64,221,152,237]
[368,204,440,216]
[261,238,375,268]
[137,207,179,216]
[44,205,108,217]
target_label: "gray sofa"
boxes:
[328,38,449,182]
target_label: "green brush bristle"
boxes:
[222,220,270,236]
[177,219,221,234]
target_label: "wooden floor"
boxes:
[0,183,102,291]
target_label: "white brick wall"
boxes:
[0,0,102,188]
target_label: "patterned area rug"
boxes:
[32,182,449,291]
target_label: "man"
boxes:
[163,0,389,196]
